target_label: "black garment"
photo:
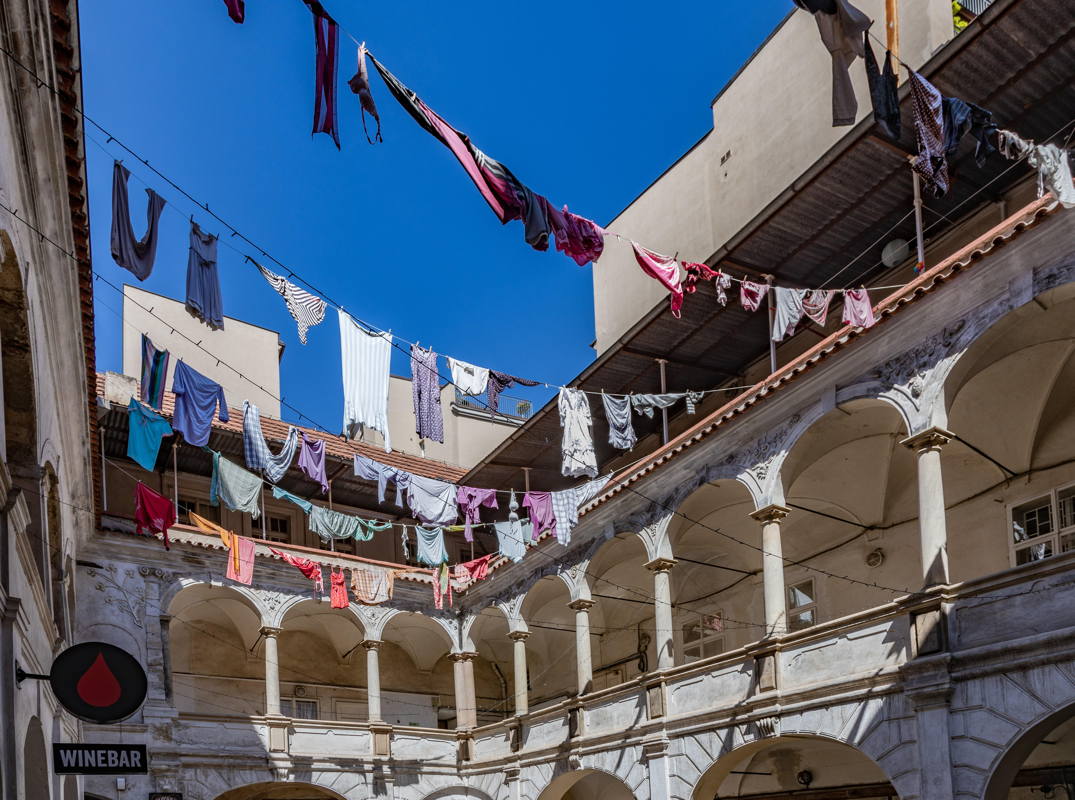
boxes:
[864,35,900,141]
[943,96,998,167]
[110,161,166,281]
[793,0,837,12]
[521,190,551,251]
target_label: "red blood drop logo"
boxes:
[75,653,122,707]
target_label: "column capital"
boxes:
[568,598,595,612]
[361,639,382,651]
[750,504,791,524]
[260,626,283,639]
[645,557,678,573]
[901,426,954,453]
[507,630,530,642]
[448,651,479,663]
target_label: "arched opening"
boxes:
[943,284,1075,583]
[22,716,49,800]
[467,606,516,721]
[690,735,896,799]
[983,704,1075,799]
[778,399,916,624]
[670,479,761,659]
[537,769,636,800]
[213,782,346,800]
[520,575,576,705]
[0,228,36,469]
[276,599,367,723]
[379,612,457,728]
[167,583,264,716]
[586,534,654,689]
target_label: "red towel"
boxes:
[134,482,175,549]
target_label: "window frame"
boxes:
[280,696,319,720]
[679,612,725,664]
[786,578,817,632]
[1007,483,1075,567]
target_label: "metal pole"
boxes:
[912,167,926,272]
[885,0,900,82]
[328,479,334,551]
[172,441,179,519]
[765,276,777,375]
[100,427,108,512]
[656,359,669,445]
[522,467,531,493]
[260,485,267,540]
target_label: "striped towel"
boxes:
[350,568,394,605]
[256,262,326,345]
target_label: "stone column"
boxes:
[902,427,953,587]
[508,631,530,716]
[750,505,791,638]
[261,626,283,716]
[363,640,382,722]
[569,599,595,695]
[449,652,478,729]
[646,558,677,670]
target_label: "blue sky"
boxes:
[82,0,791,431]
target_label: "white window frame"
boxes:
[679,612,725,663]
[786,579,817,632]
[1007,482,1075,567]
[280,696,319,720]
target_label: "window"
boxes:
[681,613,724,663]
[1009,486,1075,566]
[177,496,219,525]
[787,580,817,632]
[266,514,291,544]
[280,697,319,720]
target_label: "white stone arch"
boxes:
[636,512,674,562]
[557,558,592,603]
[163,576,269,627]
[263,590,312,630]
[419,786,496,800]
[352,605,400,642]
[525,756,645,800]
[494,594,528,634]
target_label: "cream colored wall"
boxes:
[122,284,283,417]
[593,0,955,353]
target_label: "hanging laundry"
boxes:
[456,486,497,543]
[545,202,605,266]
[222,0,244,22]
[329,567,350,608]
[713,271,733,306]
[631,243,685,318]
[298,434,329,494]
[522,190,552,251]
[210,451,263,519]
[486,371,540,414]
[772,288,808,342]
[353,454,410,507]
[447,357,489,396]
[683,261,719,304]
[190,512,253,582]
[410,345,444,443]
[685,391,704,415]
[942,97,998,168]
[796,0,871,126]
[909,71,949,197]
[171,360,229,447]
[339,310,393,452]
[631,394,682,419]
[310,505,369,541]
[400,526,411,560]
[304,0,341,149]
[495,490,529,562]
[802,289,836,326]
[407,475,458,526]
[140,334,170,410]
[256,262,326,345]
[522,491,555,542]
[110,161,166,280]
[740,280,769,312]
[841,288,877,329]
[550,478,608,547]
[999,132,1075,209]
[272,485,313,514]
[185,221,224,330]
[601,393,637,450]
[432,562,453,610]
[242,401,299,483]
[269,547,324,595]
[126,398,173,471]
[863,36,900,142]
[351,568,394,604]
[415,525,449,566]
[454,554,494,585]
[347,43,382,144]
[134,482,175,549]
[559,388,598,479]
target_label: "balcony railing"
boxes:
[453,388,533,420]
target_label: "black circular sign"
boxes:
[49,642,147,724]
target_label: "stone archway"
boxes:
[982,700,1075,800]
[536,768,636,800]
[213,782,346,800]
[22,716,49,800]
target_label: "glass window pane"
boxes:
[1059,488,1075,530]
[787,581,814,609]
[1013,497,1052,541]
[1015,541,1053,565]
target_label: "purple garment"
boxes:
[486,371,541,414]
[222,0,244,22]
[522,491,555,542]
[305,0,340,149]
[299,434,328,494]
[410,345,444,443]
[347,43,381,144]
[171,360,229,447]
[545,200,605,266]
[456,486,498,543]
